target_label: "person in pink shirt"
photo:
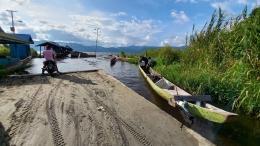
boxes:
[42,45,60,74]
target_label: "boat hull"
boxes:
[139,65,238,123]
[117,57,130,61]
[71,51,96,58]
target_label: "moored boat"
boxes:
[6,56,32,72]
[110,57,117,66]
[71,51,96,58]
[139,65,238,123]
[116,57,130,61]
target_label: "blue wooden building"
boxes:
[9,34,34,59]
[0,30,33,66]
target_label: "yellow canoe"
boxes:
[139,65,238,123]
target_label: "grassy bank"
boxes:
[127,6,260,117]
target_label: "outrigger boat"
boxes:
[139,64,238,123]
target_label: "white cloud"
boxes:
[0,0,163,47]
[36,33,50,41]
[210,0,250,13]
[171,10,190,24]
[251,0,260,8]
[211,1,232,12]
[110,12,127,16]
[237,0,247,5]
[3,0,33,6]
[175,0,187,2]
[160,34,186,47]
[175,0,197,3]
[160,39,169,46]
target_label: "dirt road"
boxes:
[0,70,213,146]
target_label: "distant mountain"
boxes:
[30,41,187,53]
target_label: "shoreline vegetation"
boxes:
[126,6,260,118]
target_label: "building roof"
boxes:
[35,41,61,47]
[0,26,4,32]
[14,34,34,44]
[0,31,33,44]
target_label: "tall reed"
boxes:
[136,6,260,117]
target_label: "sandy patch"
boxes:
[0,70,213,146]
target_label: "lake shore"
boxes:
[0,70,213,146]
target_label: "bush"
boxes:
[120,51,126,57]
[0,64,6,69]
[30,48,39,58]
[0,46,10,56]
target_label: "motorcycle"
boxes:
[42,61,57,76]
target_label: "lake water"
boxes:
[25,52,260,146]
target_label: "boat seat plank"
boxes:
[162,89,177,95]
[174,95,212,102]
[155,79,170,89]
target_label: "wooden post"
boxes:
[40,46,41,58]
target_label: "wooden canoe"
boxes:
[139,65,238,123]
[116,57,130,61]
[71,51,96,58]
[110,57,117,66]
[6,56,32,72]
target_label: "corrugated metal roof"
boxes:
[14,34,34,43]
[35,41,61,47]
[0,31,33,44]
[0,26,4,32]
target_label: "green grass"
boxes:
[127,58,139,64]
[0,46,10,57]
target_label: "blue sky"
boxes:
[0,0,259,47]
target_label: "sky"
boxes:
[0,0,260,47]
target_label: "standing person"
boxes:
[148,57,157,67]
[139,56,148,67]
[42,45,60,74]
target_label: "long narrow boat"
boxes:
[6,56,32,72]
[116,57,130,61]
[110,57,117,66]
[139,65,238,123]
[71,51,96,58]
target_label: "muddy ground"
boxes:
[0,70,213,146]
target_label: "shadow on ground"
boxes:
[0,75,51,87]
[0,122,10,146]
[53,74,98,85]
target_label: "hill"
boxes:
[30,41,187,53]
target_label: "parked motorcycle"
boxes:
[42,61,57,76]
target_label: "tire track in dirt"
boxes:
[91,72,153,146]
[74,83,110,146]
[55,76,86,146]
[6,83,43,144]
[92,87,129,146]
[79,73,153,146]
[63,99,82,146]
[93,92,152,146]
[78,73,129,146]
[46,79,66,146]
